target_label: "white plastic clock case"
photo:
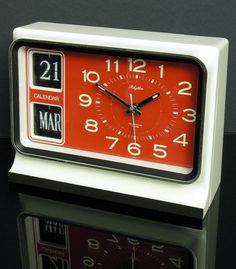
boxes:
[9,22,228,221]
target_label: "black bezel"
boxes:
[10,39,207,182]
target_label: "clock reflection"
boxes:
[18,189,219,269]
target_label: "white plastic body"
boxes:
[10,22,228,218]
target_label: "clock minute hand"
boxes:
[137,92,161,109]
[95,83,141,115]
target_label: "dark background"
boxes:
[0,0,236,137]
[0,1,235,268]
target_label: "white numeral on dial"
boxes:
[128,142,141,156]
[82,70,100,83]
[79,94,92,107]
[158,64,164,78]
[106,136,119,149]
[153,144,167,158]
[128,58,146,73]
[182,108,196,122]
[173,133,188,147]
[106,59,119,73]
[178,81,192,96]
[85,119,98,132]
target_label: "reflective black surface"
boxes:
[0,139,20,268]
[21,214,195,269]
[0,134,235,268]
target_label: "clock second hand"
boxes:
[129,93,137,144]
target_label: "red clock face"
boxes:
[13,43,205,181]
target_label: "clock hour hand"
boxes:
[95,83,141,115]
[137,92,161,109]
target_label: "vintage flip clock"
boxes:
[8,22,228,269]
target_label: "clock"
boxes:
[10,22,228,184]
[9,22,228,220]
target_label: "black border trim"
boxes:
[9,172,203,229]
[10,39,207,183]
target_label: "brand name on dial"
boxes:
[129,85,144,91]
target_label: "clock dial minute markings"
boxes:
[95,83,142,115]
